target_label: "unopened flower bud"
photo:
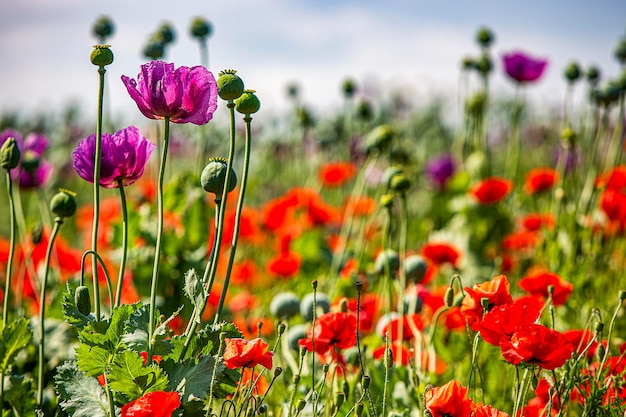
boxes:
[365,124,394,154]
[390,173,411,193]
[269,292,300,319]
[379,193,394,209]
[256,404,268,415]
[339,297,348,313]
[157,22,176,45]
[274,367,283,378]
[201,157,237,196]
[595,322,604,334]
[384,347,393,368]
[619,290,626,302]
[218,70,245,101]
[374,249,400,276]
[322,363,330,373]
[277,322,286,335]
[342,78,357,99]
[480,297,490,313]
[296,399,306,412]
[355,281,363,292]
[355,402,364,417]
[461,56,476,71]
[92,16,115,41]
[596,343,606,361]
[75,285,92,316]
[614,38,626,64]
[334,391,345,408]
[586,66,600,85]
[190,17,212,39]
[312,280,318,290]
[356,100,373,121]
[90,44,114,68]
[404,255,427,282]
[31,223,43,244]
[475,27,495,48]
[444,287,455,308]
[0,137,20,169]
[564,61,582,83]
[235,90,261,115]
[50,189,77,219]
[361,375,370,390]
[476,53,493,75]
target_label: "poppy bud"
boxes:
[311,280,318,290]
[384,347,393,368]
[476,53,493,75]
[390,173,411,193]
[235,90,261,115]
[339,298,349,313]
[342,78,357,99]
[0,137,20,169]
[201,157,237,196]
[361,375,371,390]
[586,66,600,84]
[365,124,394,155]
[334,391,345,409]
[90,44,114,68]
[218,70,245,101]
[480,297,490,313]
[31,223,43,244]
[75,285,92,316]
[595,322,604,334]
[156,22,176,45]
[257,404,268,414]
[379,193,394,209]
[296,399,306,412]
[444,287,455,308]
[355,402,364,417]
[404,255,427,282]
[619,290,626,302]
[92,16,115,41]
[564,61,582,83]
[50,189,77,219]
[355,281,363,292]
[269,292,300,319]
[461,56,476,71]
[596,343,606,361]
[274,367,283,378]
[277,322,286,336]
[614,38,626,64]
[374,249,400,276]
[465,92,487,116]
[322,363,330,373]
[143,41,164,60]
[475,27,494,48]
[190,17,212,39]
[300,292,330,321]
[293,374,300,384]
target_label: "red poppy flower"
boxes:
[373,342,412,366]
[121,391,180,417]
[344,196,377,217]
[502,230,539,252]
[421,242,461,267]
[518,270,573,306]
[562,329,598,359]
[500,323,574,370]
[524,168,558,195]
[319,161,357,187]
[229,259,258,285]
[299,311,357,356]
[346,293,379,334]
[381,313,425,342]
[472,405,510,417]
[266,250,301,278]
[478,303,540,346]
[470,177,513,204]
[600,188,626,226]
[461,275,514,331]
[223,338,273,370]
[424,380,474,417]
[521,213,555,231]
[596,165,626,191]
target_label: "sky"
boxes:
[0,0,625,128]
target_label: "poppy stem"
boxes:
[147,116,170,363]
[114,181,128,307]
[37,217,63,407]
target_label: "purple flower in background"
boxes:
[503,51,548,83]
[1,129,52,188]
[121,60,218,125]
[425,153,456,190]
[73,126,156,188]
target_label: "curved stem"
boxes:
[37,218,63,406]
[148,117,170,363]
[92,67,107,321]
[114,182,128,307]
[214,113,253,323]
[3,170,16,323]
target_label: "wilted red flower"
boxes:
[502,51,548,83]
[461,275,514,330]
[424,380,474,417]
[518,270,573,306]
[524,168,558,195]
[223,338,273,370]
[319,161,357,187]
[121,391,180,417]
[478,303,541,346]
[470,177,513,204]
[299,311,357,356]
[421,242,461,267]
[500,323,574,370]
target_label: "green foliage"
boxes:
[54,361,111,417]
[107,350,169,402]
[62,283,94,329]
[0,318,32,373]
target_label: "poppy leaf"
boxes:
[108,350,169,402]
[61,284,94,330]
[54,361,112,417]
[184,268,206,320]
[0,317,32,373]
[162,355,218,402]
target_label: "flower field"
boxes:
[0,17,625,417]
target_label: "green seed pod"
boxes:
[586,66,601,85]
[361,375,371,390]
[475,26,495,48]
[614,38,626,64]
[75,285,92,316]
[564,61,582,83]
[461,56,476,71]
[269,292,300,319]
[156,22,176,45]
[235,90,261,115]
[296,399,306,412]
[355,403,364,417]
[390,173,411,193]
[356,99,373,122]
[50,189,77,219]
[300,292,330,321]
[200,157,237,196]
[374,249,400,276]
[365,124,394,154]
[190,17,212,39]
[476,53,493,75]
[217,70,245,101]
[92,16,115,41]
[0,137,21,170]
[341,78,357,99]
[404,255,427,282]
[334,391,345,409]
[143,41,164,60]
[90,44,114,68]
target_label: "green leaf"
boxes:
[122,304,173,356]
[108,350,169,402]
[183,269,205,322]
[0,317,33,373]
[75,344,110,377]
[4,375,37,416]
[163,355,217,402]
[54,361,112,417]
[62,283,94,329]
[198,322,242,356]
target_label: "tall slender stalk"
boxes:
[37,217,63,406]
[148,117,170,363]
[114,181,128,307]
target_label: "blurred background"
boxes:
[0,0,625,126]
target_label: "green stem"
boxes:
[395,193,409,365]
[114,182,128,307]
[214,113,253,323]
[91,67,107,321]
[148,117,170,363]
[595,291,624,383]
[37,218,63,406]
[512,367,533,417]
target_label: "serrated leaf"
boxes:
[0,317,33,373]
[163,355,217,402]
[122,304,173,356]
[75,344,110,377]
[4,375,37,416]
[184,269,205,321]
[62,283,94,329]
[54,361,112,417]
[108,350,169,402]
[198,322,242,356]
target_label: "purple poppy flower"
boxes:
[121,60,218,125]
[0,129,23,149]
[503,51,548,83]
[1,129,53,188]
[425,153,456,190]
[73,126,156,188]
